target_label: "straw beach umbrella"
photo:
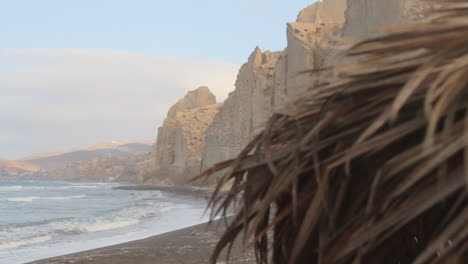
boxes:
[200,2,468,263]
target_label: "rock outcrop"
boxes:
[202,0,425,172]
[152,87,221,185]
[42,0,424,186]
[203,49,282,173]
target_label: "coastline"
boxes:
[114,185,218,200]
[29,219,255,264]
[0,180,222,264]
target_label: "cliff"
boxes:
[152,87,221,185]
[202,0,425,172]
[26,0,427,186]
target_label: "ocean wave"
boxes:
[0,186,45,191]
[64,203,170,234]
[4,195,86,203]
[41,195,87,200]
[57,185,98,189]
[0,189,177,255]
[72,219,140,233]
[65,203,170,234]
[0,185,98,191]
[0,235,52,250]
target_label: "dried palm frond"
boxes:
[199,2,468,264]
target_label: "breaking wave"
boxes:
[0,181,206,263]
[57,186,97,189]
[71,219,140,233]
[0,235,52,250]
[0,186,45,191]
[3,195,86,203]
[0,185,98,191]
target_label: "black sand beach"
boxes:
[29,220,255,264]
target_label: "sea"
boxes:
[0,180,210,264]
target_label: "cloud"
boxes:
[0,49,240,158]
[1,49,239,120]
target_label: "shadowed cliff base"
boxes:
[202,2,468,264]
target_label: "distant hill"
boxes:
[27,153,157,183]
[0,159,39,176]
[20,151,67,161]
[21,141,153,170]
[115,143,153,154]
[21,141,153,161]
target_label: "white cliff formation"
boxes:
[202,0,425,172]
[152,87,221,185]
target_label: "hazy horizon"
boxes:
[1,0,316,159]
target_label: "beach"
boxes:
[0,181,215,264]
[29,220,256,264]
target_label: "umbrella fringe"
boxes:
[201,2,468,263]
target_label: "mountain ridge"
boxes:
[20,141,153,161]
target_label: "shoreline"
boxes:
[29,219,255,264]
[1,180,240,263]
[113,184,218,200]
[0,180,223,264]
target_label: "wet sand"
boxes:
[29,220,255,264]
[29,186,251,264]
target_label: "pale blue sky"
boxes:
[1,0,314,63]
[1,0,316,159]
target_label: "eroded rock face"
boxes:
[202,0,424,172]
[202,49,284,173]
[153,87,220,185]
[297,0,347,24]
[167,86,216,118]
[169,103,223,184]
[154,86,216,169]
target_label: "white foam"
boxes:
[42,195,87,200]
[0,185,98,191]
[0,186,23,191]
[0,235,52,250]
[59,186,97,189]
[0,182,209,264]
[74,219,140,233]
[6,197,38,202]
[0,186,45,191]
[4,195,86,203]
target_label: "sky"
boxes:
[1,0,315,159]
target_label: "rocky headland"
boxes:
[151,86,221,186]
[201,0,427,174]
[1,0,427,189]
[21,0,435,263]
